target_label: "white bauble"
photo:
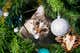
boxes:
[51,16,69,36]
[14,27,19,33]
[3,12,9,17]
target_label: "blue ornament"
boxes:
[0,9,2,16]
[38,48,50,53]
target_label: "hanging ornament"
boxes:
[13,16,22,33]
[3,12,9,17]
[19,15,22,21]
[0,9,3,17]
[13,16,22,28]
[55,31,80,52]
[14,27,19,33]
[20,5,50,39]
[51,15,69,36]
[38,48,50,53]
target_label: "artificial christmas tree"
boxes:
[0,0,80,53]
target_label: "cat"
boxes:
[20,5,50,40]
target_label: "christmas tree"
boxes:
[0,0,80,53]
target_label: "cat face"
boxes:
[32,18,49,39]
[20,5,50,39]
[23,18,49,39]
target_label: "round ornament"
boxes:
[3,12,9,17]
[38,48,50,53]
[14,27,19,33]
[51,15,69,36]
[0,9,2,16]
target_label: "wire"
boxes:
[23,8,37,14]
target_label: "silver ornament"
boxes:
[3,12,9,17]
[14,27,19,33]
[51,15,69,36]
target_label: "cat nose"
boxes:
[35,28,48,33]
[35,28,41,33]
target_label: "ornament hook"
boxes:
[57,12,60,19]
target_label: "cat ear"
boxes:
[31,5,45,19]
[36,5,44,16]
